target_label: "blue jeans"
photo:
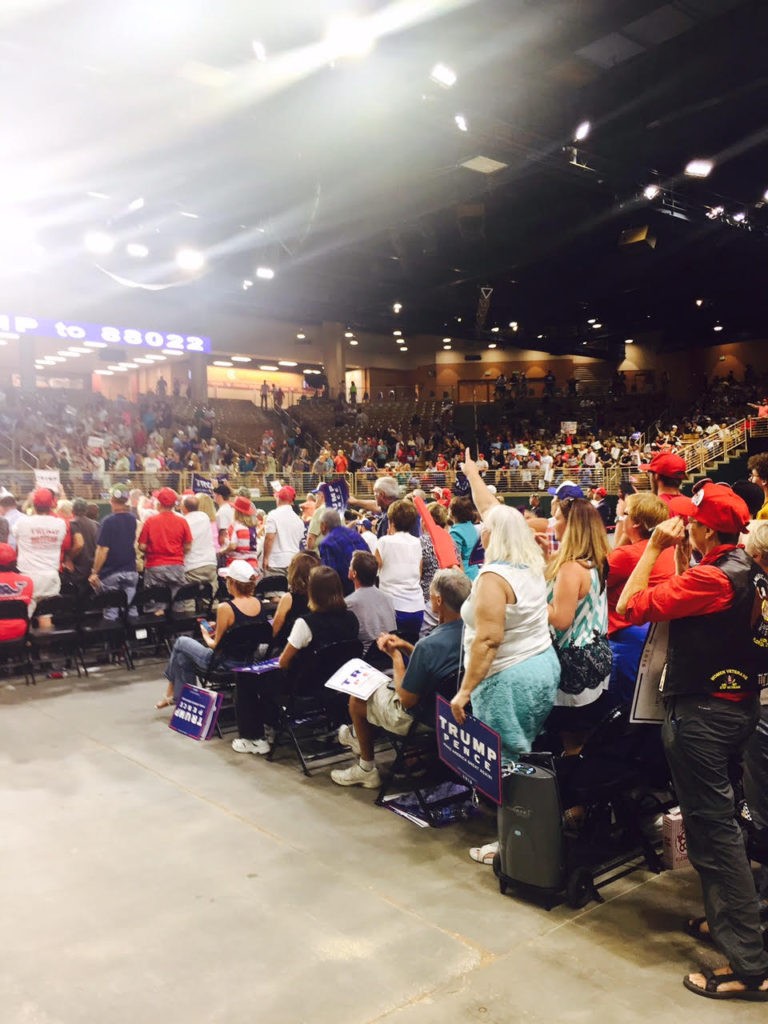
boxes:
[164,635,214,702]
[99,571,138,620]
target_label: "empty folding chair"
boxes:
[79,590,134,670]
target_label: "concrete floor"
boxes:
[1,662,764,1024]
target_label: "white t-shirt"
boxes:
[184,511,217,571]
[376,532,424,613]
[215,502,235,537]
[13,514,67,577]
[264,504,305,569]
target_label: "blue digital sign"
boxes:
[0,314,211,354]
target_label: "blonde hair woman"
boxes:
[545,497,612,753]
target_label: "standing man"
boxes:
[12,488,68,602]
[138,488,192,602]
[349,476,402,538]
[617,484,768,1001]
[263,485,304,579]
[89,484,139,616]
[213,483,235,554]
[317,508,369,596]
[639,452,686,507]
[63,497,99,596]
[260,380,269,409]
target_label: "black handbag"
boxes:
[555,629,612,696]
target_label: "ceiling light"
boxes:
[695,298,704,307]
[643,184,661,200]
[242,279,253,290]
[393,302,402,313]
[685,158,714,178]
[108,364,126,371]
[574,121,591,142]
[252,40,267,62]
[256,266,274,280]
[296,333,306,340]
[83,340,108,348]
[212,360,233,367]
[86,191,110,200]
[278,360,297,367]
[68,347,93,355]
[163,349,183,356]
[179,211,199,219]
[145,354,166,361]
[393,330,402,336]
[454,114,468,132]
[94,370,114,376]
[259,364,278,371]
[127,197,144,212]
[325,15,375,59]
[706,205,725,220]
[587,317,596,324]
[48,356,65,363]
[443,338,451,343]
[625,338,634,345]
[488,343,497,349]
[443,345,451,351]
[509,321,518,331]
[349,339,358,346]
[491,326,499,333]
[400,347,408,352]
[133,357,154,364]
[344,331,354,338]
[592,322,603,329]
[713,324,724,332]
[461,156,507,175]
[121,362,139,369]
[176,248,205,272]
[430,63,457,88]
[231,356,252,363]
[84,230,114,255]
[732,211,747,223]
[396,338,405,344]
[57,350,77,357]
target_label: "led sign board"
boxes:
[0,314,211,354]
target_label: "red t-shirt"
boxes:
[607,540,676,635]
[0,571,34,641]
[139,512,192,567]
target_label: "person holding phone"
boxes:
[155,560,263,709]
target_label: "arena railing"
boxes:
[674,418,748,476]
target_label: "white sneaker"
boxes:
[337,724,361,756]
[331,763,381,788]
[231,737,270,755]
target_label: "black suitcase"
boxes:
[494,756,565,898]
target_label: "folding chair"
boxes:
[165,582,213,645]
[79,590,135,670]
[198,621,274,735]
[0,600,35,685]
[30,595,87,678]
[268,639,363,775]
[128,585,173,660]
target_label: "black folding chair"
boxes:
[0,600,35,685]
[127,585,174,659]
[268,639,363,775]
[198,621,274,735]
[79,590,135,670]
[165,582,214,645]
[30,595,87,678]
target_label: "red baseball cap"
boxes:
[276,485,296,503]
[593,487,607,498]
[156,487,178,507]
[668,483,750,535]
[233,496,256,516]
[0,542,16,566]
[32,487,55,508]
[639,453,687,477]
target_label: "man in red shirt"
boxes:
[617,483,768,1001]
[0,543,33,640]
[638,452,686,507]
[138,488,191,607]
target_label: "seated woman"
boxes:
[270,550,320,647]
[155,560,264,709]
[232,565,359,755]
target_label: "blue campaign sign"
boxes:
[435,695,502,805]
[169,685,222,741]
[191,473,214,496]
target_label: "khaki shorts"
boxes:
[366,683,413,736]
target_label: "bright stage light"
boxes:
[713,324,724,332]
[732,211,747,223]
[643,185,660,200]
[176,248,205,272]
[685,158,714,178]
[252,40,267,62]
[574,121,591,142]
[256,266,274,280]
[126,243,149,258]
[84,230,114,255]
[625,338,634,345]
[454,114,468,132]
[706,205,724,220]
[430,63,457,88]
[488,343,497,349]
[393,302,402,313]
[695,299,704,307]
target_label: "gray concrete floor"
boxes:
[1,662,764,1024]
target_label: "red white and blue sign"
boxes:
[435,695,503,805]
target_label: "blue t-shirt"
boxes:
[97,511,137,577]
[401,619,463,701]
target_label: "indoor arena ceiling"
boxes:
[2,0,768,360]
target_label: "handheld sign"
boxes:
[169,685,223,741]
[436,695,502,804]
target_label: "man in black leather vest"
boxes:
[617,483,768,1001]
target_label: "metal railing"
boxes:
[675,419,748,476]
